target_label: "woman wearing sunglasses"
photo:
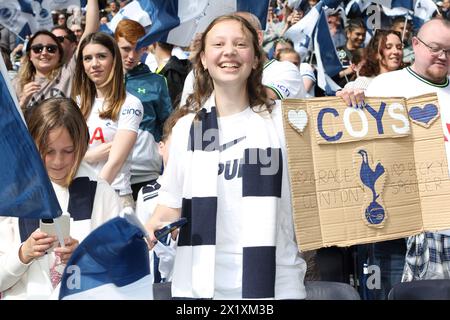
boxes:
[12,0,99,112]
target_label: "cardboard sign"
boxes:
[282,93,450,251]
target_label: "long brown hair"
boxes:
[17,30,64,92]
[359,29,403,77]
[25,97,89,187]
[71,32,126,121]
[184,14,272,113]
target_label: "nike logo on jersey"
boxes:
[219,136,246,152]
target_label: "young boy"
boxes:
[136,108,188,283]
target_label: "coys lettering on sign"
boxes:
[316,101,410,143]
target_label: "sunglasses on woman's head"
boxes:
[30,44,58,54]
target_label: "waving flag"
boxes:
[313,4,342,95]
[381,0,436,30]
[285,1,342,95]
[412,0,437,29]
[104,0,270,49]
[59,217,152,300]
[0,0,38,39]
[0,0,86,39]
[0,54,61,220]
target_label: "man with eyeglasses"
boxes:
[363,17,450,294]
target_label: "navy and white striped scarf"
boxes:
[171,95,283,299]
[18,176,97,242]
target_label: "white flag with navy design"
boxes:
[285,1,342,95]
[0,0,86,39]
[103,0,270,49]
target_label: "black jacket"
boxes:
[159,56,191,107]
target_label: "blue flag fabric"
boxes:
[285,1,342,95]
[313,6,342,95]
[0,0,38,39]
[0,0,85,40]
[0,55,61,219]
[104,0,270,49]
[59,217,152,300]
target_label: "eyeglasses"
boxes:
[30,44,58,54]
[416,37,450,58]
[56,35,68,43]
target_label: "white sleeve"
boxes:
[180,70,194,107]
[264,60,306,99]
[136,188,159,225]
[0,217,31,292]
[135,188,146,223]
[90,179,123,230]
[157,114,195,209]
[117,94,144,133]
[300,63,316,83]
[365,74,389,97]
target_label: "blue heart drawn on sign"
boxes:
[408,104,438,124]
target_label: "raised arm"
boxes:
[76,0,100,54]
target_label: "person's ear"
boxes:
[158,141,164,157]
[253,56,258,69]
[200,51,207,70]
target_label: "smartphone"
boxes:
[154,218,187,241]
[39,215,70,251]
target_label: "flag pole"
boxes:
[401,15,407,44]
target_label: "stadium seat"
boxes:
[153,280,361,300]
[153,282,172,300]
[388,280,450,300]
[305,281,361,300]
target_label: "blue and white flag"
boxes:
[0,0,38,39]
[313,4,342,95]
[412,0,437,29]
[285,1,341,95]
[0,0,86,40]
[345,0,373,16]
[382,0,414,16]
[381,0,436,30]
[0,54,61,220]
[105,0,270,49]
[59,217,153,300]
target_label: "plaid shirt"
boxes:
[402,232,450,281]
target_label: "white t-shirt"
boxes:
[344,76,374,91]
[136,180,161,225]
[214,108,251,298]
[300,62,316,98]
[262,59,306,99]
[367,67,450,235]
[86,92,143,195]
[135,180,176,283]
[158,102,306,299]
